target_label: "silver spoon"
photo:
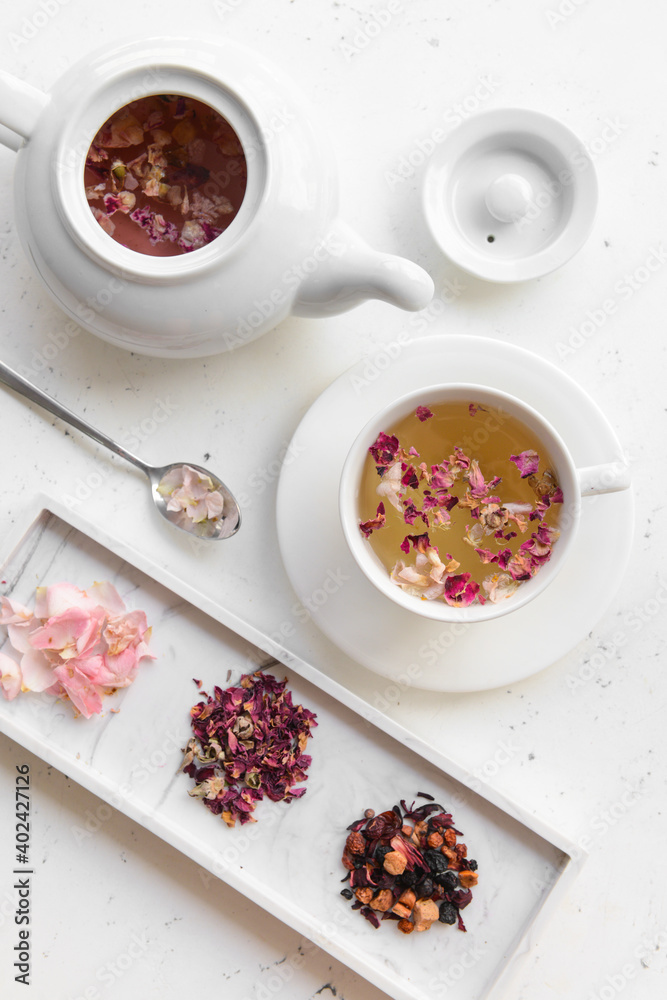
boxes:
[0,361,241,541]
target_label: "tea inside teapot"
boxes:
[85,94,247,256]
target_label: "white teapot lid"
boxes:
[422,108,598,282]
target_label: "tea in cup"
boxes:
[339,384,630,623]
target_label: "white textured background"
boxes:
[0,1,665,999]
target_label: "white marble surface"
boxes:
[0,1,665,999]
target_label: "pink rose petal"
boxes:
[0,581,154,717]
[474,547,498,565]
[29,607,94,657]
[7,621,41,655]
[401,465,419,490]
[442,573,480,607]
[0,596,33,625]
[0,652,22,700]
[430,466,456,490]
[20,647,57,693]
[157,466,225,524]
[88,581,127,616]
[415,406,433,422]
[53,665,104,719]
[205,491,224,520]
[369,433,400,469]
[34,583,94,619]
[510,450,540,478]
[376,461,403,512]
[482,572,519,603]
[359,502,387,539]
[103,609,150,657]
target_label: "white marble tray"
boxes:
[0,499,583,1000]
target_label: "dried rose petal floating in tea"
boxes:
[340,794,479,933]
[85,94,247,256]
[182,671,317,827]
[358,401,563,607]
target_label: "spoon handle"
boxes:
[0,361,150,476]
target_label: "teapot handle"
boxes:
[0,70,49,148]
[293,221,434,317]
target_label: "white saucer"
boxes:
[276,336,633,692]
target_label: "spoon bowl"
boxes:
[0,361,241,542]
[149,462,241,540]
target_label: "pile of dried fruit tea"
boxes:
[340,795,478,933]
[181,671,317,827]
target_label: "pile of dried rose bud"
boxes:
[182,671,317,828]
[0,582,154,718]
[340,795,478,933]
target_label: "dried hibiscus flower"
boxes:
[182,671,317,827]
[340,795,478,933]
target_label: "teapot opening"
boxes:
[83,93,248,257]
[54,64,268,281]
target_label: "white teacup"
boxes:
[339,383,630,624]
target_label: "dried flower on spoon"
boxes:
[182,671,318,827]
[156,464,225,526]
[340,794,478,933]
[0,581,155,718]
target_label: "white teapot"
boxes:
[0,37,434,358]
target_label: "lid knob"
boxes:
[485,173,533,223]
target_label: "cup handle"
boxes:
[577,460,631,497]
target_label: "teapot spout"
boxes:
[293,222,434,318]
